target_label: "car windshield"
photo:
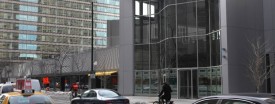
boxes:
[98,90,120,98]
[9,95,52,104]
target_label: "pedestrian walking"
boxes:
[70,82,79,98]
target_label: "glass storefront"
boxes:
[134,0,221,98]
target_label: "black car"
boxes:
[71,89,129,104]
[193,94,275,104]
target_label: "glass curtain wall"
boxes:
[92,0,120,48]
[134,0,221,98]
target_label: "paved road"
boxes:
[46,92,71,104]
[46,92,196,104]
[50,94,70,104]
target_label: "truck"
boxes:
[15,78,41,91]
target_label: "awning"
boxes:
[95,70,117,76]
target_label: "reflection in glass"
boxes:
[133,0,221,98]
[134,45,149,70]
[198,67,221,97]
[198,35,210,67]
[135,71,142,94]
[166,38,176,68]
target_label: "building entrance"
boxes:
[178,68,198,99]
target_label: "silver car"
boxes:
[71,89,129,104]
[0,83,14,95]
[193,94,275,104]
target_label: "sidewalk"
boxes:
[125,96,197,104]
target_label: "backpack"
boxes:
[72,84,78,91]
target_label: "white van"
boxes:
[16,78,41,91]
[31,79,41,91]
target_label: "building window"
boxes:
[95,39,107,46]
[19,5,38,12]
[20,0,39,3]
[19,54,38,58]
[135,1,155,17]
[18,44,37,50]
[16,14,38,22]
[94,0,119,6]
[19,34,37,41]
[95,6,119,14]
[18,24,37,31]
[96,31,107,37]
[96,23,107,29]
[96,14,119,20]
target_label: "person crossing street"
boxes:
[70,82,79,98]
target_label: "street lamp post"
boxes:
[89,1,96,89]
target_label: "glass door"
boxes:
[178,68,197,99]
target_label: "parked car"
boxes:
[0,83,15,95]
[193,94,275,104]
[0,89,54,104]
[71,89,129,104]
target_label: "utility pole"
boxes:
[89,1,96,89]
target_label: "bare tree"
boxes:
[39,61,47,75]
[73,52,87,73]
[72,51,88,85]
[247,37,274,93]
[30,61,34,77]
[28,61,35,78]
[52,46,72,91]
[54,46,72,74]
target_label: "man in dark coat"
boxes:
[159,82,172,104]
